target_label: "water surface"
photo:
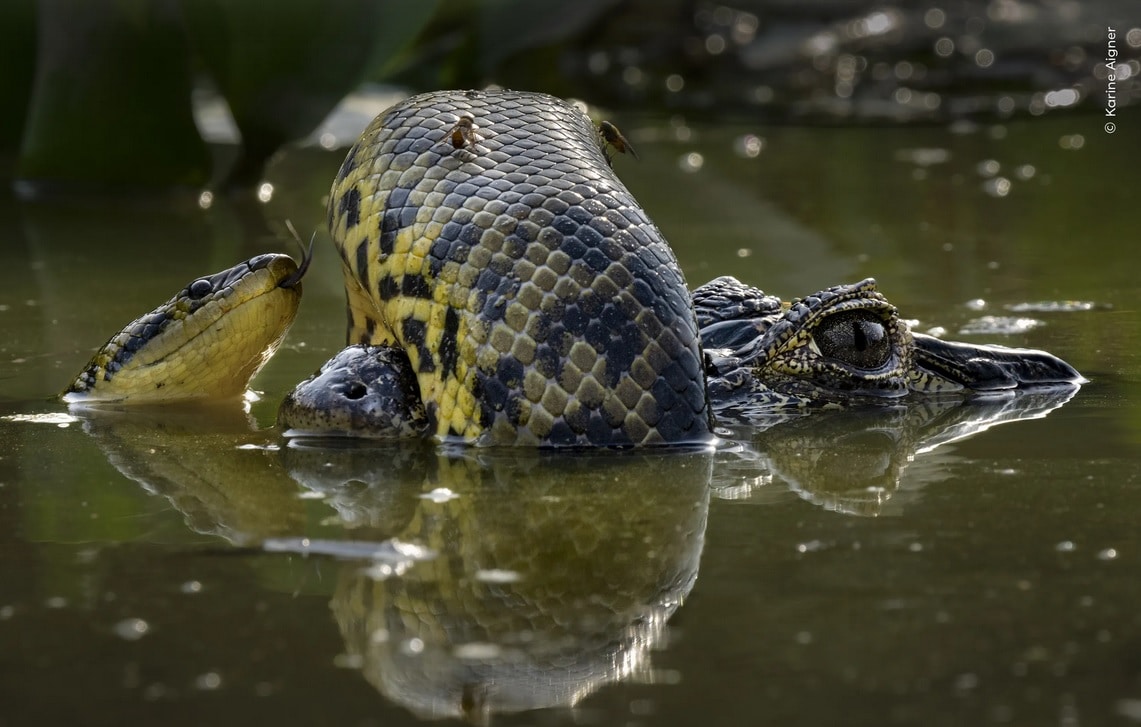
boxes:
[1,109,1138,726]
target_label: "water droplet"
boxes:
[1055,541,1076,552]
[678,152,704,173]
[1097,548,1118,561]
[733,134,764,158]
[958,316,1043,335]
[181,580,203,594]
[976,159,1000,177]
[1045,89,1079,108]
[195,672,222,690]
[1007,300,1097,313]
[894,147,949,166]
[475,569,522,584]
[114,618,150,641]
[1058,134,1085,150]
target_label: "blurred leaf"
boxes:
[0,0,36,155]
[181,0,440,187]
[17,0,210,191]
[476,0,620,72]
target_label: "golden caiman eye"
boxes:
[815,311,891,369]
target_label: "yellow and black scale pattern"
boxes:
[327,90,712,446]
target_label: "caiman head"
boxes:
[696,276,1083,410]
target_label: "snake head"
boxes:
[64,253,305,404]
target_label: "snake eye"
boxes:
[187,279,213,299]
[815,311,892,369]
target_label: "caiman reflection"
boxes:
[711,387,1078,516]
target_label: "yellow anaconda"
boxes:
[327,90,711,446]
[65,253,305,403]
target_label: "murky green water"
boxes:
[2,108,1139,726]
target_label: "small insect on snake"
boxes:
[445,113,483,150]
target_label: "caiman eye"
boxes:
[815,311,891,369]
[187,279,213,299]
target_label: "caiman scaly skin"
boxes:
[326,90,712,446]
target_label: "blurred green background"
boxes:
[2,0,1137,191]
[3,5,1141,725]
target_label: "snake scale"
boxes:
[326,90,711,446]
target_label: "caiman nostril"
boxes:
[343,381,367,400]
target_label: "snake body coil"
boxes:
[327,90,712,446]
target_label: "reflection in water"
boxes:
[68,403,305,544]
[64,385,1077,720]
[711,387,1079,516]
[293,447,712,722]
